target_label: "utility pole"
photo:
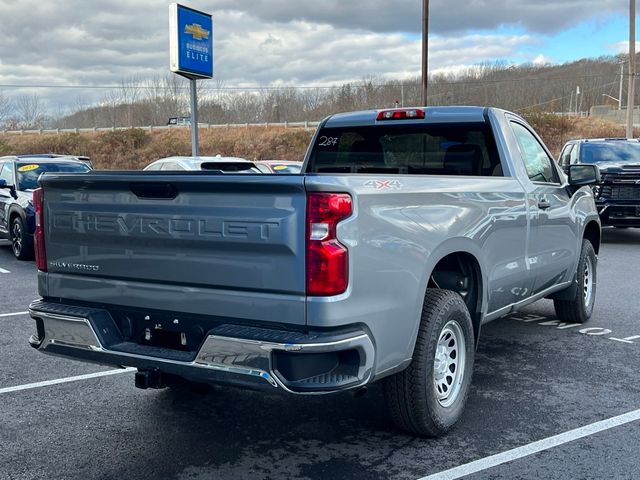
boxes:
[627,0,636,138]
[421,0,429,106]
[619,62,625,110]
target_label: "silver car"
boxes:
[143,156,262,173]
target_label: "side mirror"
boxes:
[569,164,601,186]
[0,178,17,198]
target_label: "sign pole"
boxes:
[190,78,199,156]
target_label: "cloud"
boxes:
[609,41,632,54]
[0,0,627,113]
[532,54,555,66]
[207,0,625,34]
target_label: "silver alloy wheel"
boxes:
[11,220,22,256]
[583,256,594,308]
[433,319,466,408]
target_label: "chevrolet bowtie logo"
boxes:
[184,23,210,40]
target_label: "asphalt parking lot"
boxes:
[1,229,639,480]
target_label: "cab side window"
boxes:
[510,122,559,184]
[570,144,579,165]
[559,144,573,167]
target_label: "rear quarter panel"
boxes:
[304,174,529,378]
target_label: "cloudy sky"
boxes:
[0,0,633,112]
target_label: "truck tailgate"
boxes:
[40,173,307,325]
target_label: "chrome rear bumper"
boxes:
[29,301,375,394]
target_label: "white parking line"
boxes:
[0,368,136,395]
[0,267,10,274]
[0,311,29,318]
[418,408,640,480]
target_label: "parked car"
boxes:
[167,117,192,126]
[143,156,262,173]
[0,155,91,260]
[255,160,303,174]
[559,138,640,227]
[28,107,601,437]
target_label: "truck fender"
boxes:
[405,238,488,357]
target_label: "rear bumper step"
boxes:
[28,300,375,394]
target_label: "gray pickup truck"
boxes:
[28,107,602,437]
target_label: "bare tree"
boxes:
[0,91,12,127]
[16,94,46,129]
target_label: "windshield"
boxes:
[16,162,90,190]
[579,142,640,164]
[307,123,501,176]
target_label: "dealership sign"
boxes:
[169,3,213,79]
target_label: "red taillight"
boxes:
[376,108,425,121]
[306,193,352,296]
[33,188,47,272]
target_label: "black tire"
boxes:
[384,289,475,437]
[10,216,34,261]
[553,239,597,324]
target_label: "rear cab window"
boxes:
[307,123,503,176]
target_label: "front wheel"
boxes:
[553,239,597,324]
[384,289,475,437]
[10,216,34,261]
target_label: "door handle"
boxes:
[538,198,551,210]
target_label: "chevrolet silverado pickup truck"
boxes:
[28,107,602,437]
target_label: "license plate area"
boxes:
[142,328,190,351]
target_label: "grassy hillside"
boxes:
[0,115,633,170]
[0,127,312,170]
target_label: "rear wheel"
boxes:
[10,216,33,261]
[384,289,475,437]
[553,239,597,324]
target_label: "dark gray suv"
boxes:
[559,138,640,227]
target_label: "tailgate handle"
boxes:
[130,183,178,199]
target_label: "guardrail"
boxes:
[0,121,321,136]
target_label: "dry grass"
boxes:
[523,113,632,156]
[0,127,313,170]
[0,116,632,168]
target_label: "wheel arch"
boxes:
[583,220,601,254]
[427,250,484,345]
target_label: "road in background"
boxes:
[0,230,639,480]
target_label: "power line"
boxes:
[0,72,627,92]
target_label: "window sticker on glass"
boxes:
[318,136,339,147]
[18,164,40,172]
[273,165,288,171]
